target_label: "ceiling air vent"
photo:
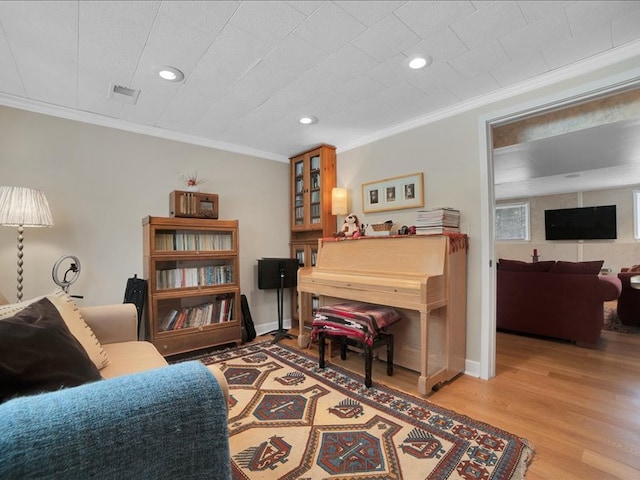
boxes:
[108,83,140,105]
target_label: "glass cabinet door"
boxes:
[293,158,306,227]
[309,153,321,225]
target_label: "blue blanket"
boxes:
[0,361,230,479]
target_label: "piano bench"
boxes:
[312,302,401,388]
[317,331,394,388]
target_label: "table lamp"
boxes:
[331,187,348,215]
[0,186,53,301]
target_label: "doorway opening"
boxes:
[480,73,640,380]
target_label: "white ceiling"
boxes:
[1,1,640,194]
[494,117,640,199]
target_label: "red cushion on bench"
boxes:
[312,302,401,347]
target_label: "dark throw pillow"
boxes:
[549,260,604,275]
[498,259,555,272]
[0,297,102,403]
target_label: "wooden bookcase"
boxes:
[289,144,336,324]
[142,216,241,356]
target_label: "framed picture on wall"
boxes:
[362,172,424,213]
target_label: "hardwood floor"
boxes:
[272,328,640,480]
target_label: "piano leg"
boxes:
[298,291,312,348]
[418,310,430,396]
[418,377,429,395]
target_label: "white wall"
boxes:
[0,106,291,333]
[337,54,640,371]
[338,113,484,362]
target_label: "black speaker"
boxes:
[257,257,299,344]
[258,258,299,290]
[241,294,256,342]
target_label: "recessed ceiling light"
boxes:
[407,55,432,70]
[157,66,184,82]
[299,116,318,125]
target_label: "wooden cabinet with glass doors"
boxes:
[142,216,241,356]
[290,144,336,235]
[289,144,336,324]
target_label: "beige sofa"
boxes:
[82,302,229,399]
[0,294,232,479]
[0,288,228,400]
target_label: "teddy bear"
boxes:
[335,213,362,238]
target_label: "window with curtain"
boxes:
[495,202,530,241]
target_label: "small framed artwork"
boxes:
[362,172,424,213]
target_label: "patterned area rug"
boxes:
[187,341,533,480]
[603,306,640,334]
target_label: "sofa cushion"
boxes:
[498,259,555,272]
[550,260,604,275]
[0,289,109,370]
[0,297,102,403]
[100,341,168,379]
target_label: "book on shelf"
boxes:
[155,231,232,252]
[159,309,178,330]
[172,311,187,330]
[416,207,460,228]
[415,225,461,235]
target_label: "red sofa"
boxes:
[497,259,621,347]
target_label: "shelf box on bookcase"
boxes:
[170,190,219,219]
[153,230,233,253]
[153,260,234,291]
[156,293,236,331]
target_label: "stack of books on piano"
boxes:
[415,208,460,235]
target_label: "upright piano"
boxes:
[297,234,468,395]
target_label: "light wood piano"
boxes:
[297,234,468,395]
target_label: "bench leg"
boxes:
[319,331,326,369]
[386,334,394,377]
[365,344,373,388]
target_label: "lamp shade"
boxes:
[0,186,53,227]
[331,187,348,215]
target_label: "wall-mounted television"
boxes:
[544,205,617,240]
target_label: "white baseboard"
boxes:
[464,359,481,378]
[254,318,292,337]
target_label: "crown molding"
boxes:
[0,93,288,163]
[336,39,640,154]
